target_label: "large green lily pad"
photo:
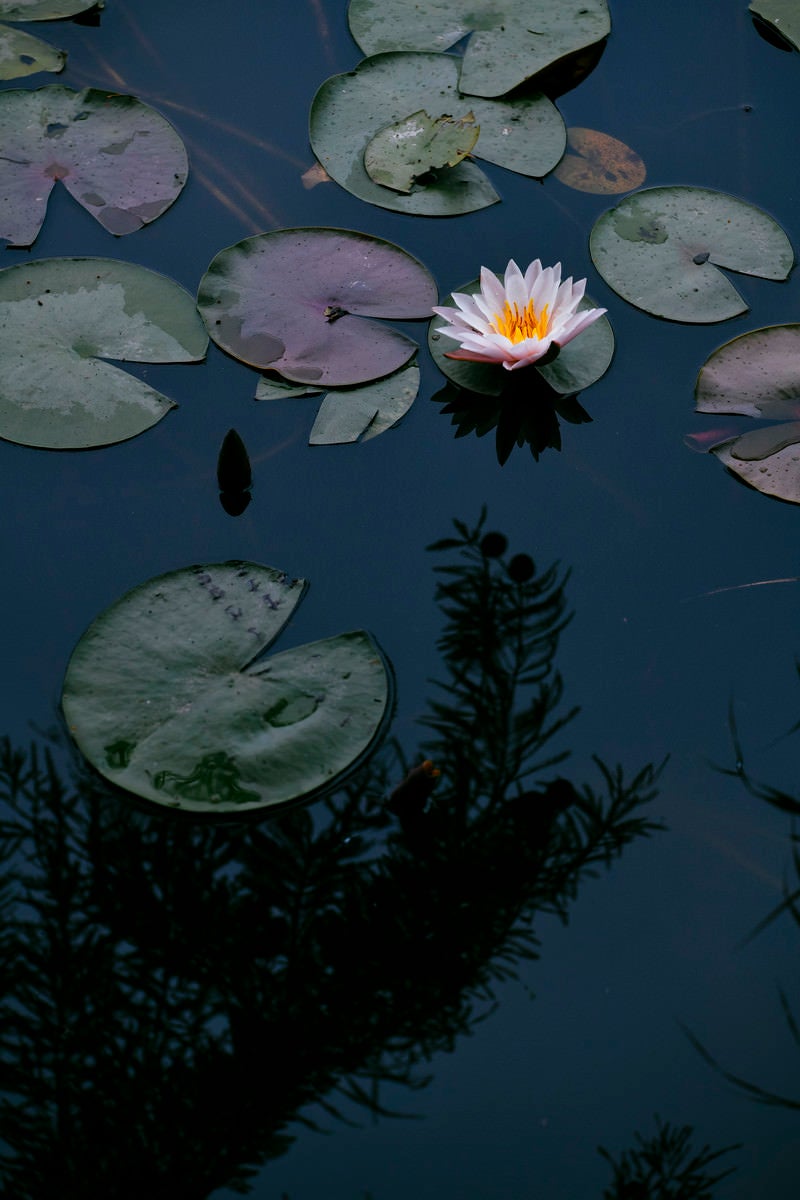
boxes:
[696,324,800,503]
[749,0,800,50]
[62,562,392,814]
[428,278,614,396]
[198,228,436,387]
[0,23,64,79]
[0,86,188,246]
[347,0,611,98]
[589,186,794,322]
[0,257,207,449]
[310,53,565,216]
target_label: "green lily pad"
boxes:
[0,0,98,16]
[256,363,419,444]
[255,376,323,401]
[310,52,565,216]
[62,562,392,814]
[0,23,65,79]
[696,324,800,503]
[589,186,794,322]
[364,109,480,194]
[0,86,188,247]
[348,0,611,98]
[198,228,436,387]
[749,0,800,50]
[0,257,207,449]
[428,278,614,396]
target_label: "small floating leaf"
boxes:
[348,0,611,98]
[0,0,98,16]
[553,127,645,195]
[309,362,420,444]
[364,109,480,194]
[0,23,65,79]
[0,257,207,449]
[429,277,614,396]
[590,186,794,322]
[62,562,393,814]
[198,227,437,387]
[310,52,564,216]
[695,324,800,503]
[749,0,800,50]
[0,85,188,247]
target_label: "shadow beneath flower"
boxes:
[433,372,592,465]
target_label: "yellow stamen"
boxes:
[492,299,550,344]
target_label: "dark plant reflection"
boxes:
[598,1116,740,1199]
[433,376,593,464]
[0,513,664,1196]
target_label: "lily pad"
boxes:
[0,0,98,16]
[428,278,614,396]
[0,86,188,247]
[695,324,800,503]
[589,186,794,322]
[364,109,480,194]
[310,52,565,216]
[0,257,207,449]
[198,228,437,387]
[749,0,800,50]
[0,23,65,79]
[62,562,393,814]
[553,127,646,195]
[256,363,419,444]
[348,0,611,98]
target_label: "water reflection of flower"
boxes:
[432,259,606,371]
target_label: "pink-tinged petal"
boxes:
[552,306,607,346]
[522,258,543,292]
[445,348,506,363]
[530,263,561,315]
[503,259,528,311]
[479,266,506,313]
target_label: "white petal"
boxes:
[503,260,528,312]
[552,306,606,346]
[478,266,507,314]
[522,258,543,293]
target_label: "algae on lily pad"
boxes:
[348,0,611,98]
[310,52,565,216]
[364,109,480,194]
[428,278,614,397]
[0,257,207,449]
[696,324,800,503]
[198,228,437,387]
[749,0,800,50]
[553,127,646,195]
[589,186,794,322]
[62,562,393,815]
[0,86,188,246]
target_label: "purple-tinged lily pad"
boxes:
[0,86,188,247]
[695,324,800,504]
[198,228,437,387]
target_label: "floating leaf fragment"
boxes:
[62,562,393,814]
[347,0,611,98]
[0,22,65,79]
[364,109,480,194]
[300,161,331,189]
[695,324,800,503]
[554,127,645,194]
[198,227,436,387]
[749,0,800,50]
[256,363,419,444]
[0,86,188,246]
[0,257,207,449]
[310,52,564,216]
[0,0,98,16]
[590,186,793,322]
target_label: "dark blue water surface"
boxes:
[2,1,799,1196]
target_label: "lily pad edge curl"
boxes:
[62,560,395,816]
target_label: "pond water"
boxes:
[1,0,799,1196]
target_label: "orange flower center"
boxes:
[492,299,550,344]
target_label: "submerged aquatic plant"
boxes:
[432,259,606,371]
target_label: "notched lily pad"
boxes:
[0,257,207,449]
[198,228,436,387]
[0,85,188,247]
[347,0,611,98]
[0,22,65,79]
[364,109,480,194]
[590,186,794,322]
[62,561,393,814]
[696,323,800,503]
[310,52,565,216]
[749,0,800,50]
[428,277,614,397]
[553,127,646,195]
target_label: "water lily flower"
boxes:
[433,259,607,371]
